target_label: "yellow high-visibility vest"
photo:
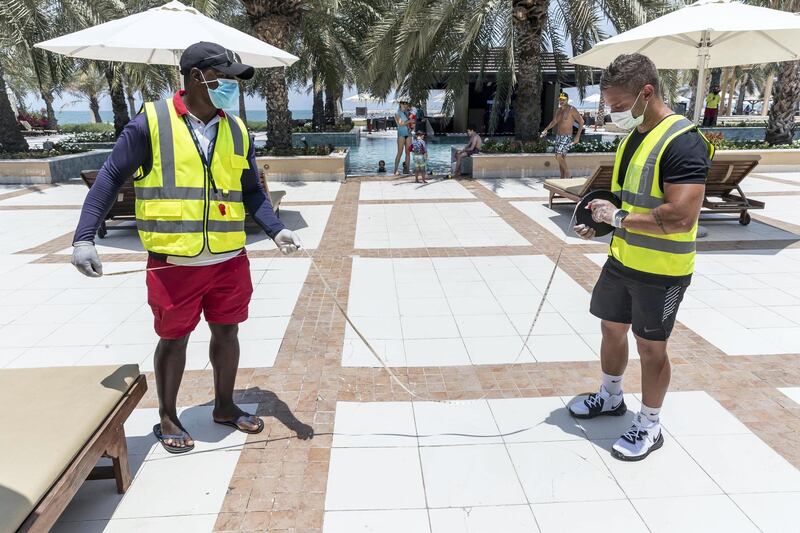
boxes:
[610,115,714,277]
[134,99,250,257]
[705,93,721,110]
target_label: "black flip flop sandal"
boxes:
[153,423,195,454]
[214,414,265,434]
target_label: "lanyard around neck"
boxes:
[183,115,219,193]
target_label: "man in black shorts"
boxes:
[570,53,713,461]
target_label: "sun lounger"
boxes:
[543,161,615,208]
[700,153,763,225]
[260,167,286,216]
[543,153,763,225]
[81,170,136,238]
[0,364,147,533]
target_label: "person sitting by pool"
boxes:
[453,125,482,177]
[411,131,428,184]
[377,160,387,173]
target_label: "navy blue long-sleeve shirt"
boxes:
[73,95,285,245]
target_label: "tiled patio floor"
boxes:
[1,173,800,532]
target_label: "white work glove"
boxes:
[71,241,103,277]
[273,229,302,255]
[588,199,618,226]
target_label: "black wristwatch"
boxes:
[613,209,629,228]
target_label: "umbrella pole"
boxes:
[693,31,711,124]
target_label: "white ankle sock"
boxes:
[641,403,661,423]
[602,372,623,396]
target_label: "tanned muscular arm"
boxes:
[571,107,585,144]
[576,182,705,240]
[620,182,705,234]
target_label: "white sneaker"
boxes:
[568,385,626,419]
[611,412,664,461]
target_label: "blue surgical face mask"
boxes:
[199,72,239,110]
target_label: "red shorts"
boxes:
[146,251,253,339]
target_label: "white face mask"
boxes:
[610,91,648,131]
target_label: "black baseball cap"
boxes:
[180,42,255,80]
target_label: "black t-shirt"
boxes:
[611,117,711,287]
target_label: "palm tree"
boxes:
[767,60,799,144]
[362,0,662,140]
[240,0,306,149]
[0,64,28,152]
[66,63,107,123]
[764,0,800,144]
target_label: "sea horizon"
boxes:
[55,109,316,124]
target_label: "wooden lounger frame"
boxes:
[80,170,136,238]
[16,375,147,533]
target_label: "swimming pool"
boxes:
[346,136,462,175]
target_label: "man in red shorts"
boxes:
[71,42,303,453]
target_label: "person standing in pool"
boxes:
[393,101,413,175]
[540,92,584,179]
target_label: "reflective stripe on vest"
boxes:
[610,115,714,277]
[134,99,249,257]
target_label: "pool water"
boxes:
[346,136,461,175]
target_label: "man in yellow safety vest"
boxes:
[703,85,722,126]
[571,53,713,461]
[71,42,306,453]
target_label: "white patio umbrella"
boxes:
[34,0,297,68]
[345,93,386,105]
[570,0,800,123]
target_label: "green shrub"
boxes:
[255,144,341,156]
[66,131,116,143]
[481,138,619,154]
[0,143,90,159]
[247,120,268,132]
[59,123,114,134]
[292,123,354,133]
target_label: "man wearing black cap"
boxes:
[71,42,306,453]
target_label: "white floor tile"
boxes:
[488,397,585,443]
[238,339,281,368]
[454,314,518,337]
[401,315,460,339]
[730,492,800,533]
[508,441,624,503]
[632,495,759,533]
[333,402,418,447]
[429,505,540,533]
[463,336,534,365]
[779,387,800,405]
[591,436,721,498]
[403,338,471,366]
[647,391,750,436]
[527,334,597,362]
[532,500,648,533]
[6,345,92,368]
[323,510,430,533]
[325,447,426,510]
[413,400,502,446]
[677,434,800,493]
[420,444,527,508]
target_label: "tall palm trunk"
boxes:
[512,0,549,140]
[594,92,605,131]
[688,70,698,120]
[42,91,57,130]
[89,95,102,123]
[125,85,137,118]
[0,65,28,152]
[725,79,737,117]
[238,82,248,126]
[105,66,130,138]
[324,85,341,127]
[766,60,800,145]
[735,73,749,115]
[761,74,774,116]
[244,1,302,150]
[312,74,325,131]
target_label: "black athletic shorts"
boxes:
[589,260,689,341]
